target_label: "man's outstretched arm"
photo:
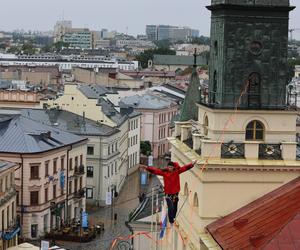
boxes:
[140,165,165,176]
[178,160,198,174]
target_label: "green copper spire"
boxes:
[179,49,201,121]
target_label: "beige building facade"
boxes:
[0,161,18,250]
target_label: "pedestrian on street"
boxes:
[140,160,198,225]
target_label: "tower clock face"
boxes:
[249,41,263,55]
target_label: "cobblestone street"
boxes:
[54,170,160,250]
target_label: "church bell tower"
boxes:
[207,0,295,109]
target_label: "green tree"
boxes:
[7,46,20,54]
[140,141,152,156]
[191,36,210,45]
[287,57,300,82]
[22,42,36,55]
[136,47,176,68]
[153,39,173,49]
[53,41,69,52]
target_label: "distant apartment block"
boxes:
[0,65,61,85]
[54,20,72,43]
[116,39,154,48]
[63,29,93,49]
[0,53,138,71]
[146,25,199,41]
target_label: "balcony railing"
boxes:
[259,144,282,160]
[2,225,20,241]
[74,165,85,176]
[0,188,16,207]
[74,189,85,198]
[221,142,245,159]
[199,90,297,110]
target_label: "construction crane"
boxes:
[289,28,300,41]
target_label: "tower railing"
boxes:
[199,90,298,110]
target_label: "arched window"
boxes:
[193,193,199,207]
[214,41,218,56]
[203,116,209,136]
[248,72,261,108]
[245,120,264,140]
[212,70,217,104]
[184,183,189,196]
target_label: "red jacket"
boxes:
[146,162,194,195]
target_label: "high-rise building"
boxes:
[63,28,92,49]
[146,25,157,41]
[53,20,72,43]
[146,25,199,41]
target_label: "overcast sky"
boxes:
[0,0,299,38]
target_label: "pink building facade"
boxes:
[140,106,178,159]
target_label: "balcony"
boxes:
[0,188,16,207]
[74,165,85,176]
[174,121,296,161]
[199,90,297,111]
[259,144,282,160]
[74,189,85,199]
[2,224,20,241]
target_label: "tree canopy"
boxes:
[135,47,175,68]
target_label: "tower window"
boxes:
[245,120,264,140]
[184,183,189,196]
[193,193,199,207]
[203,116,209,136]
[214,41,218,56]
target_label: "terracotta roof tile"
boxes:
[206,177,300,250]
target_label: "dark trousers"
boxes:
[166,193,179,224]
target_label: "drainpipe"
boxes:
[66,145,72,223]
[19,154,24,237]
[98,136,102,206]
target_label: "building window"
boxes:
[108,146,110,155]
[31,224,38,238]
[30,191,39,206]
[53,159,57,174]
[53,185,56,199]
[108,166,110,178]
[45,162,49,177]
[184,183,189,196]
[30,165,39,180]
[69,158,73,170]
[245,120,264,141]
[214,40,218,56]
[61,157,65,170]
[75,156,78,168]
[203,116,209,136]
[87,146,94,155]
[87,166,94,178]
[45,188,48,203]
[115,162,117,173]
[86,188,93,199]
[111,164,114,176]
[193,193,199,207]
[69,181,72,194]
[80,155,83,165]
